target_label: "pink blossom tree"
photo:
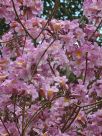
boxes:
[0,0,102,135]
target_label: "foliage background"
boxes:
[42,0,83,20]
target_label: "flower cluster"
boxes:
[0,0,102,136]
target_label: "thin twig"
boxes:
[81,99,102,108]
[21,98,26,136]
[0,35,25,44]
[22,102,48,136]
[30,39,56,78]
[11,0,60,47]
[22,93,64,136]
[83,52,88,84]
[11,0,36,46]
[61,104,80,133]
[88,19,102,41]
[22,35,27,54]
[13,96,21,135]
[47,58,56,76]
[0,116,11,136]
[74,99,102,109]
[35,0,60,40]
[62,107,81,133]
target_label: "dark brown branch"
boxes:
[61,104,81,133]
[88,19,102,41]
[34,0,60,40]
[22,93,65,136]
[62,107,81,133]
[83,52,88,84]
[13,95,21,135]
[47,58,56,76]
[30,39,56,78]
[0,35,25,44]
[11,0,36,46]
[0,116,11,136]
[21,98,26,136]
[11,0,60,47]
